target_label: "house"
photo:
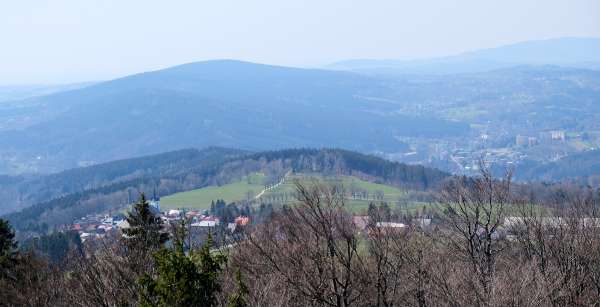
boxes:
[167,209,181,217]
[368,221,407,236]
[191,220,218,227]
[235,216,250,226]
[186,211,201,218]
[101,216,114,225]
[97,224,113,232]
[80,232,94,242]
[191,217,220,228]
[376,222,406,228]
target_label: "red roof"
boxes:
[202,216,219,222]
[235,216,250,226]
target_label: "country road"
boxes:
[254,170,292,200]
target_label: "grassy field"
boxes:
[161,168,554,216]
[161,173,266,210]
[161,172,410,212]
[262,173,406,199]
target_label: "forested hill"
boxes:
[515,149,600,185]
[245,148,449,188]
[0,147,246,215]
[4,148,449,232]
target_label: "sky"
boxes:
[1,0,600,84]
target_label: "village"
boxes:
[65,195,250,243]
[62,191,600,246]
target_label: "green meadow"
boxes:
[161,173,266,210]
[161,172,410,212]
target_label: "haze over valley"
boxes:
[2,2,600,305]
[1,38,600,186]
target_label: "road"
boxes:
[254,170,292,200]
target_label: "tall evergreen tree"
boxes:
[0,218,17,277]
[123,193,169,254]
[193,233,226,305]
[139,227,226,307]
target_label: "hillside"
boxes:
[395,66,600,132]
[3,148,449,232]
[514,149,600,185]
[161,172,268,210]
[0,147,245,215]
[0,60,468,174]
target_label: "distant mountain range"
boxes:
[0,60,468,174]
[327,37,600,75]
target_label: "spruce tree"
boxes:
[194,233,227,305]
[0,218,17,277]
[139,227,226,307]
[123,193,169,253]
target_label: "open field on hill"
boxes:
[161,172,410,212]
[268,173,405,196]
[161,173,266,210]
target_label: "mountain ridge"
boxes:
[326,37,600,75]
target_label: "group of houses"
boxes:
[68,195,250,242]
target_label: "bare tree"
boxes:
[510,187,600,306]
[236,181,369,307]
[61,237,140,306]
[438,163,512,306]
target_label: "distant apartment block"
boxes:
[551,130,566,141]
[515,135,529,147]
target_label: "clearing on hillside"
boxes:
[161,172,410,212]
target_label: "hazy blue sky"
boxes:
[2,0,599,84]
